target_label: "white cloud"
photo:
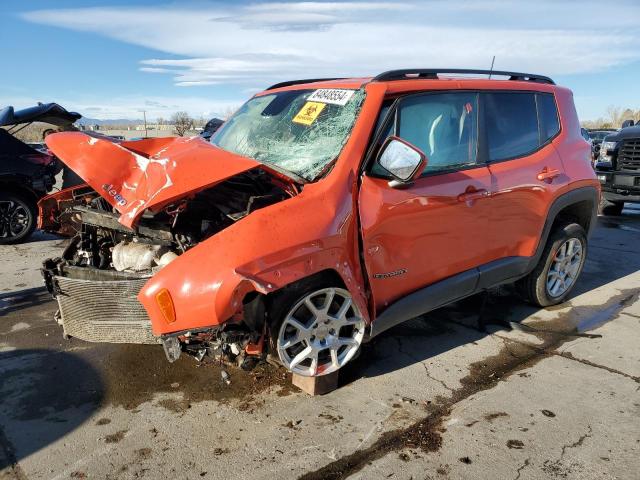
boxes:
[19,0,640,119]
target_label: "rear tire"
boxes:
[599,199,624,216]
[517,223,587,307]
[0,192,36,244]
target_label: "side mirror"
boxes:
[377,136,427,187]
[622,119,635,129]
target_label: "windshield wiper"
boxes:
[264,162,308,185]
[312,156,338,181]
[212,142,308,184]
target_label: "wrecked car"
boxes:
[42,69,599,378]
[0,102,80,243]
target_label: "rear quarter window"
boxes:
[485,92,539,161]
[536,93,560,143]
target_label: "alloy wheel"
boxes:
[277,287,365,377]
[546,237,583,298]
[0,199,30,240]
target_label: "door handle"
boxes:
[457,188,489,203]
[537,167,561,182]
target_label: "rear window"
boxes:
[485,92,539,161]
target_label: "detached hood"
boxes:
[0,103,81,127]
[45,132,266,228]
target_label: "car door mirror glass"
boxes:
[377,137,426,183]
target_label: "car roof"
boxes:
[261,69,559,96]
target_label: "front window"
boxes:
[212,88,365,181]
[372,92,479,176]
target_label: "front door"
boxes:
[358,91,492,312]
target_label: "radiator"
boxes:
[54,274,159,344]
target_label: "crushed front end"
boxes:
[41,165,294,364]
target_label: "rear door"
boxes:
[483,92,566,262]
[359,91,493,312]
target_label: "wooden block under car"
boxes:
[292,371,339,395]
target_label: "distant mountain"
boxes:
[77,117,144,126]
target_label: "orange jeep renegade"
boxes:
[42,69,599,377]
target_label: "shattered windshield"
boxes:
[211,88,365,181]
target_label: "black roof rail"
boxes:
[266,78,346,91]
[373,69,555,85]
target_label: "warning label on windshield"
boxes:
[308,89,355,106]
[293,101,326,126]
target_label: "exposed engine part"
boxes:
[157,251,179,269]
[112,241,171,272]
[64,169,292,273]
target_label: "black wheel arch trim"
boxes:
[528,185,598,271]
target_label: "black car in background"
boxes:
[200,117,224,141]
[0,102,80,243]
[594,120,640,215]
[588,129,617,160]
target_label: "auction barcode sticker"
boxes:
[307,89,355,106]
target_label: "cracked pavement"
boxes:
[1,207,640,480]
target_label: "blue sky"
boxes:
[1,0,639,121]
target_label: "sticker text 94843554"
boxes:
[307,89,355,106]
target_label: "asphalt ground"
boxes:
[1,206,639,480]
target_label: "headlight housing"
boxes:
[597,141,617,167]
[600,141,617,155]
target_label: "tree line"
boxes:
[581,106,640,129]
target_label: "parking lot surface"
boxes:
[1,209,639,480]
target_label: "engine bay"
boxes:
[58,168,294,274]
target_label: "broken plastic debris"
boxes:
[229,343,241,356]
[194,349,206,362]
[221,370,232,385]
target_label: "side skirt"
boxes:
[368,256,530,338]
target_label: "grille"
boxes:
[619,139,640,170]
[55,274,159,344]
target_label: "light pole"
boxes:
[143,110,148,138]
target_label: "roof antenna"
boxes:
[488,55,496,79]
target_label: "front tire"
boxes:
[269,283,365,377]
[517,223,587,307]
[0,193,36,244]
